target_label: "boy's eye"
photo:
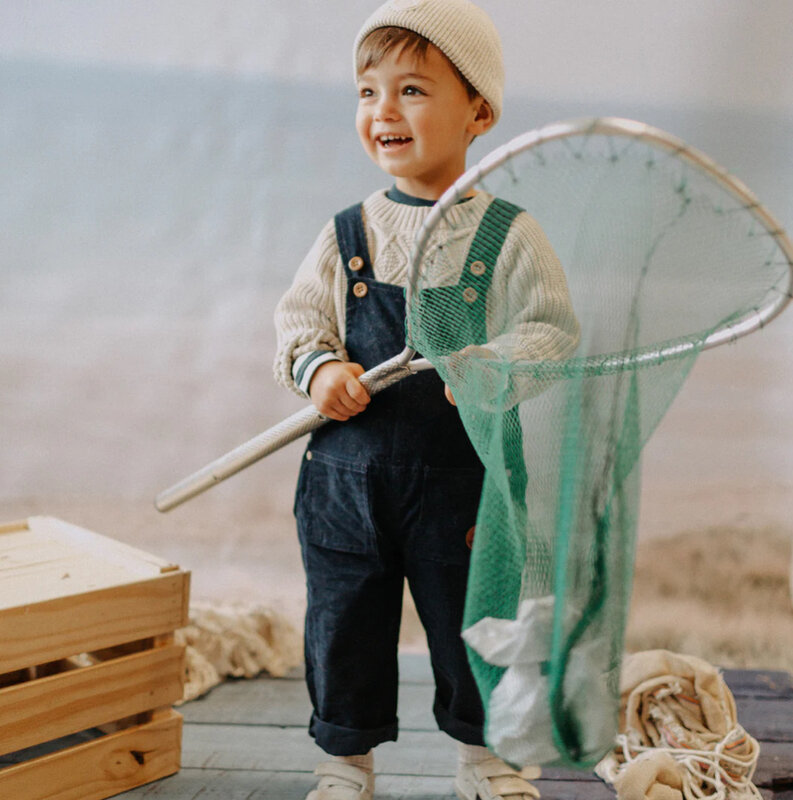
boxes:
[403,85,425,96]
[358,87,374,98]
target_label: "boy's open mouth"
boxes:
[376,134,413,149]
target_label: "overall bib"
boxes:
[294,197,521,756]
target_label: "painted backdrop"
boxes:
[1,1,791,606]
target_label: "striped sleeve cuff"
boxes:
[293,350,342,396]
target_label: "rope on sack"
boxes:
[596,650,763,800]
[608,725,762,800]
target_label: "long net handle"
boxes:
[155,349,429,511]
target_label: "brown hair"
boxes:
[356,26,479,102]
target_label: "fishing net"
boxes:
[405,121,792,768]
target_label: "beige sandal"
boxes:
[306,760,375,800]
[455,756,541,800]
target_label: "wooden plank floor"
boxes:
[113,656,793,799]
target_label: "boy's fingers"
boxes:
[444,384,457,406]
[346,376,371,405]
[323,403,351,421]
[311,364,370,420]
[338,392,366,414]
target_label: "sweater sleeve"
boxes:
[486,211,580,363]
[461,212,580,407]
[273,219,348,397]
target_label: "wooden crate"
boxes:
[0,516,191,800]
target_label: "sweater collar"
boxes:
[366,188,491,234]
[385,185,473,207]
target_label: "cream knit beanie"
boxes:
[354,0,504,126]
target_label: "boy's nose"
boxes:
[374,95,401,121]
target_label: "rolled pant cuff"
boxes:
[309,714,399,756]
[433,700,485,746]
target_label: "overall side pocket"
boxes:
[295,451,378,556]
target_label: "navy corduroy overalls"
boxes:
[294,195,519,756]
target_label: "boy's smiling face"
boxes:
[356,42,493,200]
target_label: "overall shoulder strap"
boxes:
[463,197,523,290]
[411,198,524,352]
[334,203,373,278]
[454,197,524,345]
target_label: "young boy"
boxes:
[274,1,580,798]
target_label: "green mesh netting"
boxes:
[405,126,791,768]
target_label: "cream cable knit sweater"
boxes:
[274,189,580,396]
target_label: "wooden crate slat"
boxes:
[0,517,182,608]
[27,517,180,573]
[0,710,182,800]
[0,644,184,756]
[0,570,189,673]
[0,532,143,603]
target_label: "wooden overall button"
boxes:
[353,282,368,298]
[348,256,364,271]
[466,526,475,549]
[470,260,486,276]
[462,286,478,303]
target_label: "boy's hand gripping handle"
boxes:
[154,351,431,512]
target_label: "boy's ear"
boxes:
[468,98,495,137]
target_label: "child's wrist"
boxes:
[293,350,343,396]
